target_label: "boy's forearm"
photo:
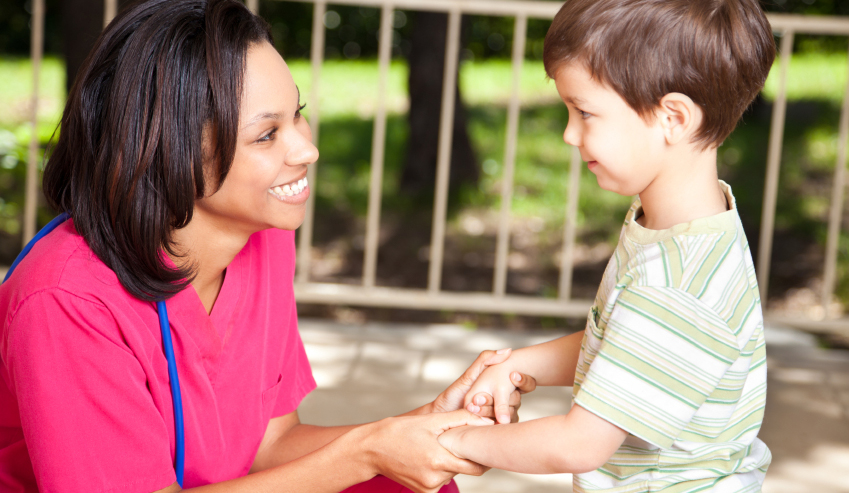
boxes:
[507,331,584,386]
[442,405,627,475]
[443,415,589,474]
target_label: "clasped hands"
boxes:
[361,348,530,493]
[434,348,527,461]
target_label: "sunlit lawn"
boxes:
[2,53,849,302]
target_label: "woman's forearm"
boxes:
[168,418,428,493]
[251,401,436,473]
[252,423,361,471]
[160,427,375,493]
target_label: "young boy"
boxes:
[437,0,775,490]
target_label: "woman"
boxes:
[0,1,535,492]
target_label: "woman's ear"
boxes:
[656,93,702,146]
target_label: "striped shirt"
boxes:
[572,181,771,492]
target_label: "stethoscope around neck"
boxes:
[3,213,186,487]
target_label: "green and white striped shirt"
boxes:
[573,182,771,492]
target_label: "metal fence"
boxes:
[21,0,849,336]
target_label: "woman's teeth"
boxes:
[271,178,308,197]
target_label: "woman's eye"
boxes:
[295,102,307,118]
[258,128,277,143]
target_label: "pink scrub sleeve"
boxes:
[0,225,317,492]
[268,297,316,419]
[2,290,175,492]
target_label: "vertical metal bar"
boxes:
[757,30,794,304]
[427,8,461,294]
[103,0,117,28]
[23,0,45,246]
[559,146,582,300]
[362,4,394,288]
[246,0,259,14]
[493,14,527,297]
[297,1,326,283]
[822,46,849,317]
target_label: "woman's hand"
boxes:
[355,410,494,493]
[429,349,537,422]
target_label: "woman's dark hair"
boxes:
[43,0,272,301]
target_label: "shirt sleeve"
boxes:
[2,290,176,493]
[573,286,741,449]
[269,296,317,418]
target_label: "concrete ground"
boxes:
[3,264,846,490]
[298,319,849,493]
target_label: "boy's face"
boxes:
[554,63,666,196]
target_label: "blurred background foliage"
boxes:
[3,1,848,59]
[1,0,849,323]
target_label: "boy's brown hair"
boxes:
[544,0,776,149]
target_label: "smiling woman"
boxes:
[0,1,537,492]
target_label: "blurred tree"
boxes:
[62,0,103,93]
[2,0,848,196]
[2,0,849,59]
[402,12,478,193]
[0,0,61,56]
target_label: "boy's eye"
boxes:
[578,109,591,119]
[295,102,306,118]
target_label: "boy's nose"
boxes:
[563,124,580,147]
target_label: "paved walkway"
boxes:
[298,319,849,493]
[3,262,846,490]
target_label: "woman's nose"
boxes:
[285,120,319,167]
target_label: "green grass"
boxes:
[2,53,849,302]
[763,52,849,103]
[3,52,847,138]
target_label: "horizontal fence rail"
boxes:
[21,0,849,337]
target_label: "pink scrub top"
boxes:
[0,220,316,492]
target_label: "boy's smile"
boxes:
[553,63,666,197]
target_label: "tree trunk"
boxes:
[402,11,478,194]
[62,0,105,93]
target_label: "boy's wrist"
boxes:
[505,347,535,376]
[437,426,468,460]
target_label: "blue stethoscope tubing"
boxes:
[2,213,185,487]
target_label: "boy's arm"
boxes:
[438,404,627,474]
[501,330,584,385]
[464,331,584,423]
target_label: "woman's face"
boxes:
[193,41,318,235]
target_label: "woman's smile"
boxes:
[269,176,310,204]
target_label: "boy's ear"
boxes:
[656,93,702,146]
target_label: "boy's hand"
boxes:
[463,358,526,424]
[466,371,530,422]
[431,349,536,422]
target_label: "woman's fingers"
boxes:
[461,348,511,389]
[441,455,489,477]
[436,409,494,433]
[366,413,491,493]
[432,348,512,414]
[482,347,512,366]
